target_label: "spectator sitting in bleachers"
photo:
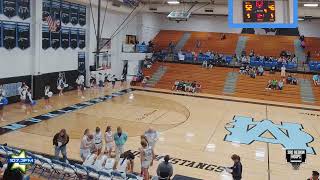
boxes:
[202,59,208,68]
[291,54,298,63]
[241,56,249,64]
[195,83,202,93]
[249,50,255,57]
[172,79,179,91]
[313,74,320,86]
[278,79,284,90]
[270,66,276,74]
[173,80,200,93]
[286,74,298,85]
[257,65,264,76]
[249,67,256,79]
[266,79,278,90]
[239,65,246,75]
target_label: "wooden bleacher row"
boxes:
[152,30,320,61]
[243,34,297,57]
[152,30,184,51]
[182,32,239,55]
[142,63,320,106]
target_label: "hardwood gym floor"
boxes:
[0,85,319,179]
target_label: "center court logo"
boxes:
[224,116,315,155]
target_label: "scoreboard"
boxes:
[243,1,275,23]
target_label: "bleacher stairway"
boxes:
[294,39,307,70]
[175,32,191,51]
[235,36,248,58]
[145,66,168,87]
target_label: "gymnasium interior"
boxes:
[0,0,320,179]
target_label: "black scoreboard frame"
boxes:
[243,0,276,23]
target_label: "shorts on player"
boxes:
[141,160,152,169]
[80,149,90,160]
[95,143,103,150]
[105,142,114,152]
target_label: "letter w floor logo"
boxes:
[224,116,315,154]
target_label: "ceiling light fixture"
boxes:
[167,0,180,4]
[303,3,319,7]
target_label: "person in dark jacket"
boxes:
[307,171,319,180]
[2,162,23,180]
[53,129,69,162]
[157,155,173,180]
[229,154,242,180]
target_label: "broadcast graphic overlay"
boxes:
[228,0,298,28]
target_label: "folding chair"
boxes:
[86,165,100,179]
[111,171,125,180]
[60,161,78,180]
[74,163,89,179]
[98,170,112,180]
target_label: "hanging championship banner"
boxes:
[70,28,78,49]
[61,1,70,24]
[3,0,17,18]
[78,5,86,26]
[2,21,17,50]
[42,0,51,21]
[0,21,2,47]
[42,25,50,50]
[51,30,60,50]
[17,0,30,20]
[78,29,85,49]
[17,22,30,50]
[70,3,79,25]
[61,27,70,49]
[0,0,3,14]
[51,0,61,21]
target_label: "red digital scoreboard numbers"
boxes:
[243,0,275,22]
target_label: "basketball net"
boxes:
[291,162,301,170]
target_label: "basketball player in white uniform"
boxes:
[19,83,28,110]
[105,126,114,157]
[82,152,96,167]
[25,89,35,114]
[144,128,159,150]
[80,129,93,161]
[140,140,154,180]
[44,85,52,109]
[93,151,108,171]
[104,152,116,172]
[76,74,85,99]
[94,127,103,154]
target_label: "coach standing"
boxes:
[53,129,69,162]
[113,127,128,159]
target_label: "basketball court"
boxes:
[0,86,319,179]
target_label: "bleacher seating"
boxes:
[304,37,320,61]
[153,30,184,51]
[142,62,320,105]
[182,32,239,55]
[244,34,297,57]
[0,145,143,180]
